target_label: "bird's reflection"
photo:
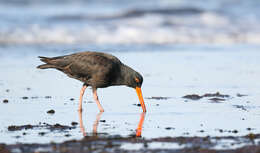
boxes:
[93,112,103,136]
[78,111,146,137]
[136,112,146,137]
[78,111,87,137]
[78,111,103,137]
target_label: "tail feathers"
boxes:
[37,64,57,69]
[37,56,64,69]
[38,56,51,63]
[37,56,56,69]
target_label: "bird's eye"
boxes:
[135,78,140,83]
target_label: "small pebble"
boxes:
[39,132,45,136]
[183,132,190,135]
[236,93,248,97]
[165,127,175,130]
[247,128,252,131]
[3,99,8,103]
[100,120,106,123]
[22,96,29,100]
[133,104,141,107]
[71,122,78,126]
[47,109,55,114]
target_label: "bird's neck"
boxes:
[113,64,134,87]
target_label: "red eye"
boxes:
[135,78,140,83]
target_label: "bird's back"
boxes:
[37,51,123,88]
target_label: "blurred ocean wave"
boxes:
[0,0,260,45]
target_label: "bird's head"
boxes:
[120,65,146,112]
[129,71,146,112]
[129,71,143,88]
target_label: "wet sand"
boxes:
[1,134,260,153]
[1,46,260,152]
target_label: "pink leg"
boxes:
[78,85,87,112]
[92,88,104,112]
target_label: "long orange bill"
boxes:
[136,87,147,112]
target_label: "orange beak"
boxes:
[136,87,147,112]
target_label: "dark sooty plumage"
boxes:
[37,51,146,112]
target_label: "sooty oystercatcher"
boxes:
[37,51,146,112]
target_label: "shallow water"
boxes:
[1,45,260,144]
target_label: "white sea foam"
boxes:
[0,11,260,45]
